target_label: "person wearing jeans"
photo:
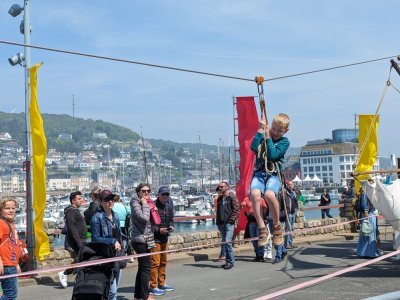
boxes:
[215,182,239,270]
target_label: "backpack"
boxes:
[84,202,101,226]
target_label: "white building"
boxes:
[300,134,379,186]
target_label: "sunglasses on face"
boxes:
[161,193,170,196]
[103,198,114,202]
[141,189,151,193]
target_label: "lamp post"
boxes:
[8,0,36,270]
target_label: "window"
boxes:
[340,172,346,178]
[316,166,321,171]
[329,166,333,171]
[346,165,351,171]
[322,166,327,171]
[329,173,333,176]
[340,156,344,162]
[328,157,332,163]
[303,167,307,173]
[303,159,307,165]
[340,165,344,171]
[309,166,314,172]
[345,156,351,162]
[317,158,320,163]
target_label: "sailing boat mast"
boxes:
[199,133,204,192]
[140,126,149,183]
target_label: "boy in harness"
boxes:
[249,113,290,246]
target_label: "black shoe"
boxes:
[253,256,260,262]
[224,263,233,270]
[281,252,287,261]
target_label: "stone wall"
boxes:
[38,216,352,269]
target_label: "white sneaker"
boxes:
[58,271,68,288]
[264,250,273,260]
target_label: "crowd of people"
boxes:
[0,112,384,299]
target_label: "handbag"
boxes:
[115,246,128,269]
[361,220,371,236]
[144,233,156,249]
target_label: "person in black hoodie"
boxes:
[58,191,87,288]
[216,182,239,270]
[149,186,175,296]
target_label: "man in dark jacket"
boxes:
[58,191,87,288]
[320,188,333,219]
[149,186,175,296]
[216,181,239,270]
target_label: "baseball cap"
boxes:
[158,186,170,194]
[99,189,116,201]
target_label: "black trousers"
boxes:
[132,242,151,300]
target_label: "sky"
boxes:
[0,1,399,157]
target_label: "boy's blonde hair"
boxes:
[0,197,17,211]
[273,113,290,129]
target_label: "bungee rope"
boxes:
[255,76,276,175]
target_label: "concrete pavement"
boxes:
[17,226,400,300]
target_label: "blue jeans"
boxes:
[276,222,287,259]
[248,222,265,257]
[284,214,295,247]
[217,226,226,258]
[0,266,18,300]
[220,223,235,265]
[321,208,332,219]
[109,269,122,300]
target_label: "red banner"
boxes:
[235,97,258,233]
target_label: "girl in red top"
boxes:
[0,198,21,300]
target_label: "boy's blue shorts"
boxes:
[249,171,281,195]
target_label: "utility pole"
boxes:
[8,0,36,270]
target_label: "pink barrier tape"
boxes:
[0,215,372,280]
[256,249,400,300]
[302,204,344,211]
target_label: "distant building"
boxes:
[0,132,12,141]
[58,133,73,140]
[93,133,107,139]
[300,129,379,186]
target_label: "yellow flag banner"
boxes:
[29,62,50,260]
[354,114,380,194]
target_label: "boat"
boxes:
[300,189,320,202]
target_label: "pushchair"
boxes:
[71,242,117,300]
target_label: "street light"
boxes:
[8,52,25,66]
[8,0,35,270]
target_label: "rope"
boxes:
[0,214,368,280]
[353,69,391,169]
[0,39,397,83]
[255,76,275,175]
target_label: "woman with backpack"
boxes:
[0,198,22,300]
[130,183,158,300]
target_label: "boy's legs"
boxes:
[250,172,269,246]
[264,175,283,246]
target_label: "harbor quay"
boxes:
[17,220,397,300]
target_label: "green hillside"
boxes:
[0,111,140,152]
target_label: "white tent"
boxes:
[303,175,312,181]
[312,175,323,182]
[292,175,302,183]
